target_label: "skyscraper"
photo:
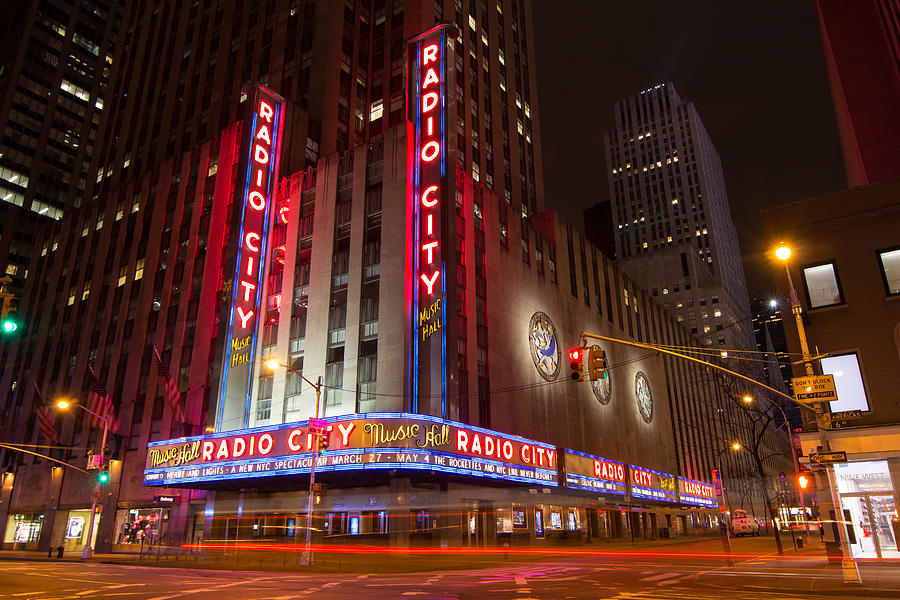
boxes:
[0,0,121,299]
[603,83,754,352]
[815,0,900,186]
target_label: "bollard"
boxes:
[57,545,65,559]
[796,537,803,549]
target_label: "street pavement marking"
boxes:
[639,572,681,582]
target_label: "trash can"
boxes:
[796,537,803,549]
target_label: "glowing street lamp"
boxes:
[264,358,322,567]
[57,399,112,559]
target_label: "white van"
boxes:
[731,512,760,536]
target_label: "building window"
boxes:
[802,261,844,308]
[820,353,869,413]
[877,247,900,296]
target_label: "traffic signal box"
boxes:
[317,433,329,453]
[587,346,607,381]
[568,348,585,381]
[98,465,110,484]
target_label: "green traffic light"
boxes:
[1,319,16,333]
[98,472,109,484]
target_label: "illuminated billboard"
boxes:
[562,450,626,495]
[406,24,458,418]
[144,413,558,487]
[215,85,285,431]
[677,477,717,508]
[629,465,678,503]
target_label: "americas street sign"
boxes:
[794,374,837,403]
[809,451,847,465]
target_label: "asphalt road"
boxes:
[1,538,897,600]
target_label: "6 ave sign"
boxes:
[794,374,837,403]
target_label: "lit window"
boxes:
[134,258,145,281]
[5,264,17,276]
[117,266,127,287]
[703,326,711,333]
[877,247,900,295]
[821,353,869,413]
[802,262,843,308]
[96,217,103,230]
[67,286,76,306]
[116,203,124,221]
[369,100,383,122]
[468,15,476,30]
[714,310,721,317]
[82,281,90,301]
[82,224,89,237]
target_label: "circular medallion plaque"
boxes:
[528,312,560,381]
[635,371,653,423]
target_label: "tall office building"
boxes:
[603,83,754,352]
[0,3,771,554]
[815,0,900,186]
[0,0,121,299]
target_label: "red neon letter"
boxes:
[421,185,439,207]
[421,68,439,89]
[422,43,438,66]
[240,280,256,302]
[236,306,254,328]
[245,232,261,252]
[254,144,270,165]
[456,430,469,452]
[258,433,274,455]
[422,241,439,264]
[426,213,433,235]
[216,440,229,460]
[421,141,440,162]
[520,444,531,464]
[259,100,275,123]
[338,422,356,446]
[422,92,439,113]
[288,429,303,451]
[232,437,246,458]
[255,123,271,145]
[248,191,266,210]
[202,441,214,461]
[421,270,440,294]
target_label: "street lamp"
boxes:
[715,441,742,568]
[774,244,860,584]
[57,399,111,559]
[742,394,811,544]
[264,359,322,566]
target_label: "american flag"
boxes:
[87,369,119,434]
[33,380,59,442]
[154,347,186,424]
[36,406,59,443]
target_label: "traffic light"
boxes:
[587,346,607,381]
[97,465,109,484]
[1,312,18,335]
[317,433,329,453]
[798,474,810,490]
[568,348,585,381]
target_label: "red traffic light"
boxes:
[569,348,582,361]
[798,474,809,489]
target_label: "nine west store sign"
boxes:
[144,413,713,508]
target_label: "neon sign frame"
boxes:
[215,85,285,431]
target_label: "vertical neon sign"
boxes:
[216,85,284,431]
[406,24,457,418]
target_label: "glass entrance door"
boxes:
[841,494,899,559]
[870,496,898,559]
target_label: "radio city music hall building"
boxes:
[0,14,760,553]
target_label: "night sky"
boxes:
[532,1,846,298]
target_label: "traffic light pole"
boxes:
[301,376,323,567]
[83,414,109,559]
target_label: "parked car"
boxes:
[731,514,760,536]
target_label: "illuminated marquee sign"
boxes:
[562,450,626,495]
[677,477,717,508]
[406,24,457,417]
[144,413,558,487]
[216,85,285,430]
[629,465,678,503]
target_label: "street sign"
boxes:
[794,374,837,403]
[307,418,326,433]
[809,451,847,464]
[822,410,864,430]
[830,410,863,420]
